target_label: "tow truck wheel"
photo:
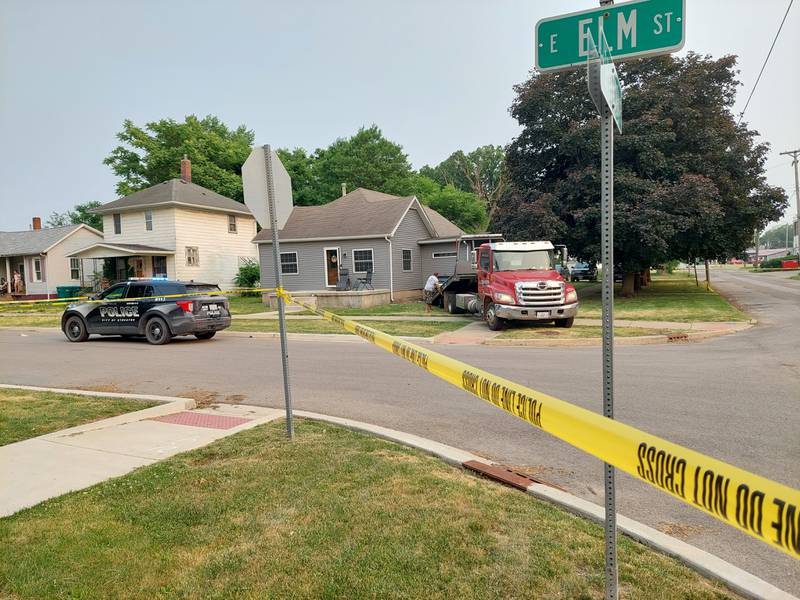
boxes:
[145,316,172,345]
[445,293,461,314]
[555,317,574,328]
[194,331,216,340]
[64,315,89,342]
[485,303,506,331]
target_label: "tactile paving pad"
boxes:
[150,411,252,430]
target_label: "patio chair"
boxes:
[336,266,351,291]
[356,267,374,290]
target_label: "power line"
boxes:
[737,0,794,125]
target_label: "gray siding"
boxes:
[259,239,390,291]
[421,241,460,280]
[391,207,430,290]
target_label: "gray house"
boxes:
[254,188,465,301]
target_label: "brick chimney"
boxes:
[32,217,42,230]
[180,155,192,183]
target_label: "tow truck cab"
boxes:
[474,241,578,329]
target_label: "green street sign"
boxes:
[535,0,685,72]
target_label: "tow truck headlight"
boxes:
[494,292,514,304]
[565,289,578,303]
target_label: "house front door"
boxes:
[325,248,339,287]
[131,257,145,278]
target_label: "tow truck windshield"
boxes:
[492,249,554,272]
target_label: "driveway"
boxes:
[1,269,798,593]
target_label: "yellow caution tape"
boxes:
[281,291,800,560]
[0,288,276,307]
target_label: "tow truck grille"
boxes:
[515,281,564,306]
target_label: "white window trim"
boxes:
[432,251,457,259]
[401,248,413,272]
[351,248,374,274]
[228,214,237,234]
[323,246,340,288]
[69,258,81,280]
[32,257,43,282]
[185,246,199,267]
[280,251,299,276]
[144,209,153,231]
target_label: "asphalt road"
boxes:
[1,269,798,593]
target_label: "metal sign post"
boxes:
[588,28,620,600]
[264,145,294,439]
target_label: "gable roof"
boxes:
[421,206,464,239]
[0,224,101,258]
[94,179,253,216]
[253,188,464,243]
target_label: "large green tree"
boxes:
[497,53,787,294]
[421,145,507,219]
[278,126,488,231]
[46,201,104,231]
[104,115,255,201]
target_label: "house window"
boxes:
[152,256,167,277]
[113,213,121,234]
[228,215,237,234]
[145,210,153,231]
[352,248,374,273]
[401,249,412,272]
[185,246,199,267]
[280,252,299,275]
[32,258,43,282]
[432,251,457,259]
[70,258,81,280]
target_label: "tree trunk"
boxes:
[621,272,636,297]
[634,272,642,292]
[640,269,650,287]
[693,263,699,287]
[704,259,710,290]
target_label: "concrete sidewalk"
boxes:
[0,398,283,517]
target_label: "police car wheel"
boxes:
[194,331,216,340]
[64,315,89,342]
[145,317,172,345]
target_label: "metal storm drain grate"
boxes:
[150,411,252,430]
[463,460,565,492]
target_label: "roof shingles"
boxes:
[94,179,252,216]
[253,188,463,242]
[0,224,84,258]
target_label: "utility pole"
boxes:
[779,149,800,252]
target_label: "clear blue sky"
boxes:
[1,0,798,231]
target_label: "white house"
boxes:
[70,159,258,288]
[0,218,104,299]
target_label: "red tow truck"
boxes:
[436,237,579,330]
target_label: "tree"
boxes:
[497,53,788,295]
[104,115,255,201]
[46,201,104,231]
[422,145,507,219]
[760,222,795,248]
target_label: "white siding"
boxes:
[24,227,103,295]
[173,208,258,288]
[102,208,176,250]
[421,241,460,281]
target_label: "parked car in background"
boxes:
[570,262,597,282]
[61,279,231,345]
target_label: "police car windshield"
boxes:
[493,250,554,272]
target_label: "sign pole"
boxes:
[264,144,294,439]
[600,100,618,600]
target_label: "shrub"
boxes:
[759,254,799,269]
[234,259,260,288]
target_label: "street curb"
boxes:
[293,409,794,600]
[483,327,748,348]
[222,330,435,344]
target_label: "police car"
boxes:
[61,279,231,345]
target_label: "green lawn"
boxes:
[0,301,66,314]
[330,301,448,317]
[0,420,740,600]
[227,295,269,314]
[0,315,60,328]
[498,324,678,340]
[577,275,747,322]
[0,388,158,446]
[231,318,466,338]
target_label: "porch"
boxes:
[264,288,391,310]
[68,243,174,289]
